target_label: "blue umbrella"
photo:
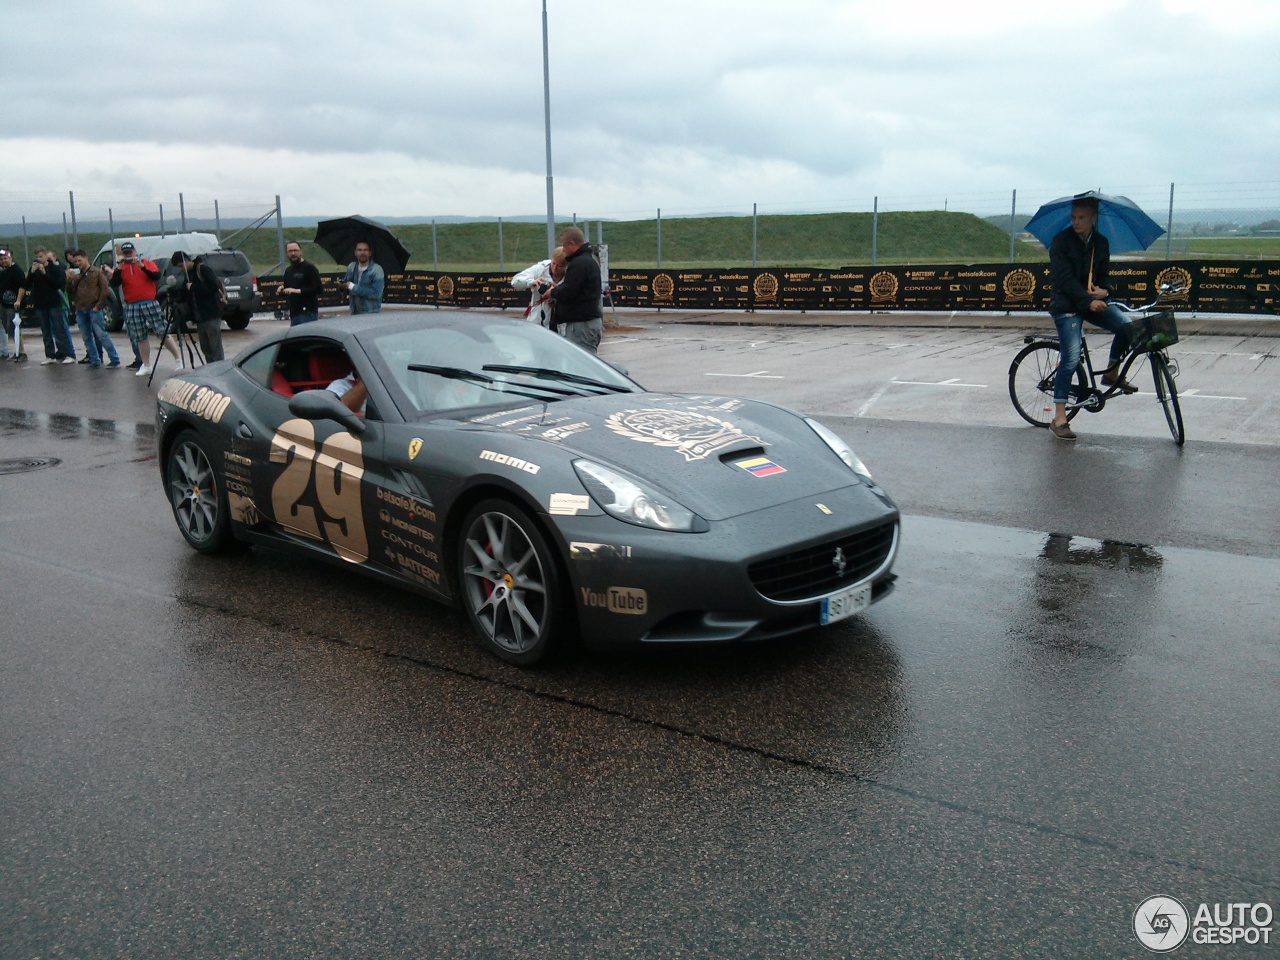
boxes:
[1024,190,1165,253]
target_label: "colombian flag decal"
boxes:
[736,456,787,477]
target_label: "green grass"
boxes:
[5,211,1277,276]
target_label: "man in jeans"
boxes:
[20,247,77,364]
[1047,197,1135,441]
[67,249,121,368]
[109,241,183,378]
[0,248,23,360]
[281,241,323,325]
[544,227,603,354]
[344,241,384,314]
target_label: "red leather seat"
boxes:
[308,349,351,385]
[271,369,294,397]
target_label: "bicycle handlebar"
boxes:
[1112,282,1185,314]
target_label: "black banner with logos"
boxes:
[259,260,1279,316]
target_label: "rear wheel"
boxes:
[1151,353,1185,445]
[1009,342,1084,427]
[166,430,236,553]
[225,311,252,330]
[457,499,565,666]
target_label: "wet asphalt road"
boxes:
[1,315,1278,959]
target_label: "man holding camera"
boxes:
[0,248,24,360]
[21,247,77,364]
[171,251,225,363]
[510,246,566,329]
[110,241,182,378]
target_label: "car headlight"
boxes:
[572,460,700,532]
[804,418,872,480]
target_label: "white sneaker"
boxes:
[40,358,57,365]
[135,364,151,377]
[175,360,185,371]
[62,357,77,364]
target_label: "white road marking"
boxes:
[855,382,893,417]
[706,370,784,379]
[889,377,988,388]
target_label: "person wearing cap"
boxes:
[22,247,78,365]
[281,240,323,325]
[171,251,226,362]
[110,242,182,378]
[67,249,121,368]
[343,241,384,314]
[0,248,24,360]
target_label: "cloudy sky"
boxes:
[5,0,1279,221]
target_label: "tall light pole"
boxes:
[542,0,556,256]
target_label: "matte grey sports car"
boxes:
[157,311,900,664]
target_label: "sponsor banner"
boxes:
[257,260,1279,315]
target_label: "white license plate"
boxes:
[820,583,871,625]
[225,289,240,299]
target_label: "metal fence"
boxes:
[3,181,1279,274]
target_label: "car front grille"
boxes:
[748,521,897,603]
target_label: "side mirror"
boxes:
[288,389,366,435]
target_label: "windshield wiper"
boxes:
[481,364,634,394]
[406,363,568,402]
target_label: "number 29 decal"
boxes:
[269,418,368,563]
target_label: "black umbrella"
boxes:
[313,215,411,274]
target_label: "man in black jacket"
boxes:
[1046,197,1134,441]
[545,227,603,354]
[281,240,323,325]
[20,247,77,364]
[0,248,24,360]
[172,251,226,362]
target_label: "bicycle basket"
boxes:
[1132,309,1179,352]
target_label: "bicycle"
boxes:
[1007,285,1185,445]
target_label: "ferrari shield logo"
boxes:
[408,438,423,460]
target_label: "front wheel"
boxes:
[1009,342,1084,427]
[1151,353,1185,445]
[166,430,237,553]
[457,499,567,666]
[225,311,252,331]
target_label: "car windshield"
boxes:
[368,320,638,418]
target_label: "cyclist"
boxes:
[1047,196,1136,440]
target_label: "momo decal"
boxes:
[479,450,540,474]
[605,408,761,462]
[158,379,232,424]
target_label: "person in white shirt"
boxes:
[510,247,566,329]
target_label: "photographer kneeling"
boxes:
[170,251,225,363]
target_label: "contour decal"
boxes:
[549,493,590,516]
[479,450,540,474]
[735,456,786,477]
[408,438,423,460]
[605,408,761,462]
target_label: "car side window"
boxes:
[238,343,277,389]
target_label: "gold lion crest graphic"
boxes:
[1002,269,1037,302]
[652,274,675,301]
[605,409,761,462]
[437,276,455,300]
[869,271,898,302]
[753,273,779,302]
[1155,266,1192,302]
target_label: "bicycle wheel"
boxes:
[1009,341,1084,427]
[1150,353,1185,445]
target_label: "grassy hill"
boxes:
[0,210,1099,276]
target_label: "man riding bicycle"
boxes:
[1047,196,1136,441]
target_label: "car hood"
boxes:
[461,393,871,522]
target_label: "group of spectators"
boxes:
[0,242,224,376]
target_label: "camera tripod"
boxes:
[146,295,205,387]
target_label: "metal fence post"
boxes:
[498,217,504,272]
[274,195,285,271]
[214,199,222,243]
[656,208,662,269]
[1009,189,1017,264]
[1166,182,1175,260]
[752,202,758,268]
[21,216,29,263]
[108,209,116,261]
[62,214,69,253]
[432,220,438,272]
[871,197,878,267]
[69,191,78,249]
[159,203,166,237]
[180,192,187,233]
